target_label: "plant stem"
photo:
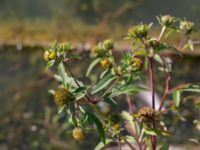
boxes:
[148,56,156,150]
[159,76,171,111]
[158,26,166,41]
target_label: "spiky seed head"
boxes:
[54,88,74,106]
[103,39,114,50]
[128,24,149,39]
[161,15,175,27]
[132,57,143,71]
[72,127,85,141]
[138,107,159,123]
[180,21,194,34]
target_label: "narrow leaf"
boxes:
[86,58,101,76]
[86,111,106,144]
[173,90,181,107]
[92,74,116,94]
[94,139,113,150]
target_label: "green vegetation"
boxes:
[44,15,200,149]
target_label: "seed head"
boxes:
[180,21,194,34]
[132,57,143,71]
[161,15,175,27]
[72,127,85,141]
[54,88,74,106]
[128,24,149,39]
[138,107,159,123]
[103,39,114,50]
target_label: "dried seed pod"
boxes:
[54,88,75,106]
[138,107,159,123]
[72,127,85,141]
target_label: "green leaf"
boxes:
[86,58,101,77]
[180,85,200,93]
[110,84,140,97]
[144,128,171,136]
[58,61,68,87]
[153,54,164,65]
[156,43,182,56]
[160,144,169,150]
[73,86,86,94]
[173,90,182,107]
[92,74,116,94]
[121,111,139,134]
[100,69,109,79]
[58,61,83,88]
[94,139,113,150]
[58,105,66,114]
[86,111,105,144]
[46,60,55,69]
[104,97,117,105]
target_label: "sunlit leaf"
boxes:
[173,90,181,107]
[94,139,113,150]
[86,111,105,144]
[92,74,116,94]
[86,58,101,77]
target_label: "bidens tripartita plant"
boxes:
[43,15,200,150]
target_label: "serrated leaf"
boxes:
[173,90,181,107]
[94,139,113,150]
[86,58,101,77]
[92,74,116,94]
[86,111,105,144]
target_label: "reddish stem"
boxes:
[148,56,156,150]
[159,76,171,111]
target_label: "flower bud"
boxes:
[161,15,175,27]
[43,51,50,61]
[72,127,85,141]
[128,24,149,39]
[43,51,56,61]
[132,57,143,71]
[101,58,112,69]
[103,39,114,50]
[180,21,194,34]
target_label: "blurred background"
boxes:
[0,0,200,150]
